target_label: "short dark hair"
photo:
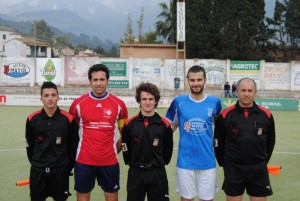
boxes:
[88,64,110,81]
[187,65,206,79]
[135,82,161,108]
[41,81,58,96]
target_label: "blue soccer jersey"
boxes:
[166,94,222,170]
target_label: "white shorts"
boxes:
[176,167,218,200]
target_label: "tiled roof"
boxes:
[16,37,51,47]
[0,25,16,32]
[120,43,176,48]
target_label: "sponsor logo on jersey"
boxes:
[185,118,208,136]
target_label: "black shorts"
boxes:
[222,160,273,197]
[30,166,69,201]
[127,167,169,201]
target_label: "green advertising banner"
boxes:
[221,98,299,111]
[229,61,261,88]
[230,61,260,71]
[101,61,126,76]
[108,80,129,88]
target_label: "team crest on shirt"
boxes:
[207,108,213,117]
[153,139,159,146]
[56,137,62,144]
[258,128,263,135]
[184,122,191,132]
[103,109,112,118]
[184,118,208,136]
[122,143,128,151]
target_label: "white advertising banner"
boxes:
[262,62,290,90]
[291,61,300,91]
[36,58,64,86]
[0,58,35,86]
[163,59,194,90]
[195,59,227,88]
[131,58,163,88]
[0,94,173,108]
[229,61,261,90]
[65,56,99,85]
[177,2,185,42]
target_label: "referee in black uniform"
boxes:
[214,78,276,201]
[26,82,79,201]
[122,82,173,201]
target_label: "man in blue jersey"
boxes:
[166,65,222,201]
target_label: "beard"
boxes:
[190,85,204,95]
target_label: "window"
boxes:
[3,35,6,40]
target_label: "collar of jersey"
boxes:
[90,91,108,99]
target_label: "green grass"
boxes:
[0,106,299,200]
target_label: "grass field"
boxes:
[0,106,299,201]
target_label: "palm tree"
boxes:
[156,0,176,44]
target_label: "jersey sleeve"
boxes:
[68,100,79,124]
[25,118,34,163]
[214,113,226,166]
[163,123,173,165]
[67,118,79,172]
[121,123,131,165]
[266,114,276,163]
[166,99,178,125]
[216,98,222,115]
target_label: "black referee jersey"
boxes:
[122,112,173,169]
[26,107,79,170]
[214,101,276,166]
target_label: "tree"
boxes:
[156,0,176,44]
[29,20,53,41]
[107,45,119,57]
[140,31,163,44]
[54,35,71,48]
[74,44,88,54]
[137,7,144,42]
[266,0,287,47]
[121,14,135,44]
[94,45,106,56]
[184,0,266,60]
[185,0,218,58]
[285,0,300,48]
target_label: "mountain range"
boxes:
[0,0,276,44]
[0,0,168,43]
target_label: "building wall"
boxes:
[0,30,21,53]
[120,45,184,59]
[4,40,30,57]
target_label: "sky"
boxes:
[1,0,277,17]
[1,0,22,6]
[1,0,276,8]
[1,0,167,7]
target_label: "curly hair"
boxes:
[135,82,161,108]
